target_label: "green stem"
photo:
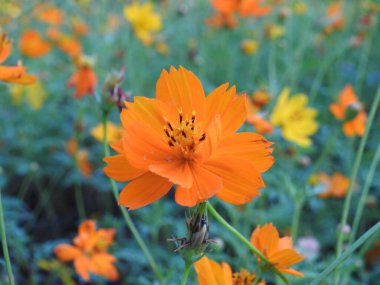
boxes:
[73,145,86,221]
[334,85,380,284]
[0,188,15,285]
[311,221,380,285]
[206,202,290,285]
[291,199,304,241]
[180,261,192,285]
[350,142,380,244]
[102,112,164,285]
[253,266,263,285]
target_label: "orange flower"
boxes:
[208,0,271,28]
[246,90,273,134]
[67,57,97,98]
[324,2,345,33]
[71,18,89,37]
[19,29,51,58]
[313,172,350,199]
[36,5,64,25]
[65,138,93,177]
[329,85,366,137]
[250,223,305,277]
[103,66,274,210]
[0,34,37,85]
[55,220,118,282]
[194,256,265,285]
[56,35,82,58]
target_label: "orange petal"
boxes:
[4,73,38,85]
[156,66,206,120]
[110,139,124,153]
[194,256,222,285]
[74,256,91,281]
[122,122,173,170]
[89,253,119,281]
[343,121,356,137]
[54,244,81,261]
[281,267,304,277]
[339,85,358,108]
[205,157,265,204]
[329,103,344,120]
[149,159,193,188]
[214,132,274,173]
[270,249,305,266]
[118,171,173,210]
[103,154,146,182]
[122,96,168,133]
[250,223,280,257]
[175,164,222,207]
[205,84,247,136]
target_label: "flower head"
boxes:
[312,172,350,199]
[194,256,265,285]
[54,220,118,282]
[19,29,51,58]
[329,85,366,137]
[124,2,162,45]
[207,0,272,28]
[270,87,318,147]
[103,66,274,209]
[67,55,97,98]
[324,2,345,34]
[0,34,37,85]
[91,122,123,144]
[35,4,64,25]
[9,81,48,110]
[250,223,305,277]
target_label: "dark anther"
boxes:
[199,133,206,142]
[170,136,177,142]
[167,122,174,131]
[181,130,187,138]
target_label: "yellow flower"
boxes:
[91,122,123,144]
[9,81,48,110]
[270,88,318,147]
[124,2,162,46]
[240,39,259,55]
[155,41,170,55]
[293,2,307,14]
[265,23,285,39]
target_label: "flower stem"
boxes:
[73,144,86,221]
[206,202,290,285]
[0,188,15,285]
[180,261,192,285]
[311,221,380,285]
[253,266,263,285]
[291,199,304,241]
[334,85,380,284]
[101,112,164,285]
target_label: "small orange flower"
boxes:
[313,172,350,199]
[19,29,51,58]
[65,138,93,177]
[55,220,118,282]
[246,91,273,134]
[0,34,37,85]
[324,2,345,34]
[103,66,274,209]
[194,256,265,285]
[207,0,272,28]
[35,5,64,25]
[67,56,97,98]
[71,18,89,37]
[56,35,82,58]
[250,223,305,277]
[329,85,366,137]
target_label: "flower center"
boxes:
[233,269,260,285]
[163,110,206,159]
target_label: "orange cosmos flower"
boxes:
[0,34,37,85]
[35,5,64,25]
[312,172,350,199]
[208,0,272,28]
[103,66,274,210]
[55,220,118,282]
[246,90,273,134]
[250,223,305,277]
[329,85,366,137]
[324,2,345,34]
[65,138,93,177]
[56,35,82,58]
[194,256,265,285]
[19,29,51,58]
[67,56,97,98]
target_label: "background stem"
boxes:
[0,188,15,285]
